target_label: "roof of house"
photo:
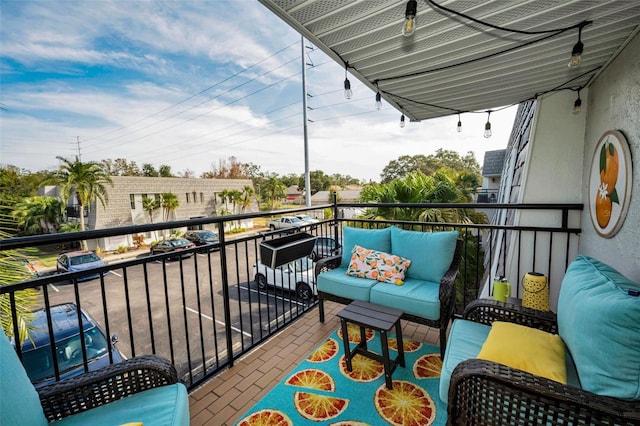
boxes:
[482,149,506,177]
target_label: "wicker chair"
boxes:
[447,299,640,426]
[315,238,462,358]
[1,328,189,425]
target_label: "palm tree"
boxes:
[12,196,63,234]
[240,186,254,213]
[161,192,179,222]
[52,156,112,249]
[262,176,286,209]
[0,214,39,346]
[141,195,160,241]
[218,189,230,214]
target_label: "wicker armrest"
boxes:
[38,354,179,422]
[314,254,342,277]
[463,298,558,333]
[448,359,640,426]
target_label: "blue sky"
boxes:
[0,0,517,182]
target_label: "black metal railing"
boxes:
[0,201,582,391]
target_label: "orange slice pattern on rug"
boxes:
[236,409,293,426]
[285,368,336,392]
[338,353,384,382]
[388,337,422,353]
[330,422,371,426]
[293,391,349,421]
[413,353,443,379]
[337,323,375,343]
[307,338,339,363]
[374,380,436,426]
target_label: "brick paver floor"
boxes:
[188,301,443,425]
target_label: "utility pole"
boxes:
[76,136,82,161]
[301,36,311,207]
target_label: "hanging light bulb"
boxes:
[568,24,584,68]
[484,111,492,138]
[375,92,382,110]
[457,113,462,133]
[400,114,406,128]
[343,64,352,99]
[573,90,582,114]
[402,0,417,37]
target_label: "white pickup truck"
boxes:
[268,216,306,231]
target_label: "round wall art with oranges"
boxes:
[589,130,633,238]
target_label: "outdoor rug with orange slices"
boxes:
[235,324,446,425]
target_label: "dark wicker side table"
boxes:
[337,300,405,389]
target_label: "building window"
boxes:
[185,193,190,203]
[192,191,197,203]
[129,194,136,209]
[200,192,204,203]
[154,194,161,203]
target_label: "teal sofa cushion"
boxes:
[439,319,491,403]
[0,331,48,426]
[557,255,640,400]
[390,228,458,282]
[340,226,392,268]
[317,268,378,301]
[55,383,189,426]
[369,277,440,320]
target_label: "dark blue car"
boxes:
[16,303,124,388]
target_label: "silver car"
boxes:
[253,257,316,300]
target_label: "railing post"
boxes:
[333,192,339,244]
[217,221,235,367]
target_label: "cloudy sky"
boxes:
[0,0,517,182]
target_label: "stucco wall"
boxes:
[580,33,640,281]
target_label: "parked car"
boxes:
[6,256,39,278]
[310,236,342,261]
[150,238,195,258]
[15,303,124,388]
[295,214,319,224]
[268,216,306,231]
[184,230,220,250]
[56,250,106,281]
[253,257,316,300]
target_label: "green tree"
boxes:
[141,195,160,223]
[12,196,63,235]
[262,175,287,209]
[218,189,230,214]
[160,192,179,222]
[0,215,39,346]
[158,165,173,177]
[240,186,254,213]
[142,163,159,177]
[229,189,243,214]
[51,157,113,249]
[380,149,481,183]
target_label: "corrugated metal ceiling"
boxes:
[259,0,640,121]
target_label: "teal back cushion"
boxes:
[390,228,458,282]
[0,331,48,425]
[340,226,392,268]
[557,255,640,400]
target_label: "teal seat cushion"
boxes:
[1,331,48,426]
[557,255,640,400]
[369,277,440,320]
[55,383,189,426]
[390,228,458,282]
[317,268,377,301]
[439,319,491,403]
[340,226,392,268]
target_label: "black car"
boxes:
[150,238,195,258]
[15,303,124,388]
[310,236,342,261]
[184,230,220,250]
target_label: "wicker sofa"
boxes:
[442,255,640,425]
[315,226,462,358]
[1,329,189,425]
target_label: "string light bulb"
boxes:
[400,114,406,128]
[343,64,352,99]
[484,111,492,138]
[568,23,585,68]
[457,113,462,133]
[573,90,582,114]
[402,0,417,37]
[375,92,382,110]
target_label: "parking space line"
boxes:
[49,284,59,292]
[185,306,252,338]
[239,284,308,307]
[109,270,122,277]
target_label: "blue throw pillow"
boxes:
[340,226,392,268]
[390,228,458,282]
[557,255,640,400]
